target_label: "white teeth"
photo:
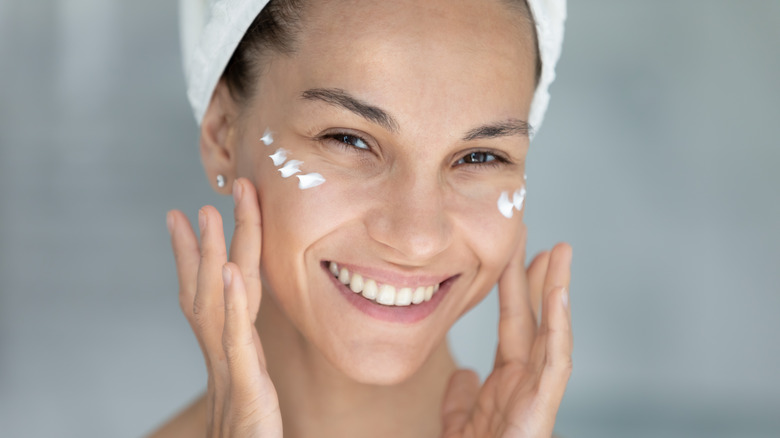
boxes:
[376,284,396,305]
[395,287,413,306]
[328,262,443,306]
[362,279,378,299]
[349,273,364,293]
[338,267,350,284]
[412,286,425,304]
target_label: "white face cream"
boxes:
[278,159,303,178]
[497,191,515,219]
[269,148,289,166]
[264,127,327,190]
[497,187,527,219]
[512,187,526,211]
[261,129,274,146]
[297,173,326,189]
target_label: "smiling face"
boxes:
[206,0,538,385]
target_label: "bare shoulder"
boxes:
[146,393,206,438]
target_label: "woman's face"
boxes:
[228,0,537,384]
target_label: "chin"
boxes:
[330,342,434,386]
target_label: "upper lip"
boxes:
[325,260,455,288]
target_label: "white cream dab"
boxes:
[278,160,303,178]
[297,173,326,189]
[498,192,515,218]
[269,148,289,166]
[497,187,527,219]
[264,126,327,189]
[261,129,274,146]
[512,187,527,211]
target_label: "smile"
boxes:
[327,262,440,306]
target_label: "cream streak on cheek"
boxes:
[297,173,326,189]
[261,129,274,146]
[278,160,303,178]
[263,127,327,190]
[269,148,289,166]
[497,187,526,219]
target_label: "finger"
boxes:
[228,178,263,322]
[537,285,573,421]
[221,263,264,396]
[193,206,229,363]
[222,262,282,434]
[527,250,550,324]
[538,243,572,336]
[496,225,536,365]
[440,369,480,438]
[530,244,572,434]
[167,210,200,323]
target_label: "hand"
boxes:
[167,178,282,438]
[441,226,573,438]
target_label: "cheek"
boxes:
[260,175,358,250]
[458,193,522,263]
[448,182,526,305]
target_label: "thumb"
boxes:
[440,369,480,437]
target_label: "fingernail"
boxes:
[233,179,242,205]
[166,211,174,235]
[198,208,206,232]
[222,264,232,287]
[561,287,569,308]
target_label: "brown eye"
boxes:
[457,151,497,165]
[327,134,370,150]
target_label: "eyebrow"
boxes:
[301,88,400,133]
[462,119,532,141]
[300,87,532,141]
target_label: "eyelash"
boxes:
[321,132,511,168]
[321,132,371,153]
[455,151,509,168]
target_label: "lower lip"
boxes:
[322,263,455,324]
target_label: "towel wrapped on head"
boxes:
[179,0,566,138]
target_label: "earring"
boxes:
[216,174,226,188]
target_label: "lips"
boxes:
[322,261,457,324]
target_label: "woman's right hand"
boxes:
[167,178,283,438]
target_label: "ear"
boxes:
[200,79,240,194]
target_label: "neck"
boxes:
[256,293,458,438]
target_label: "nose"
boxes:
[364,172,452,264]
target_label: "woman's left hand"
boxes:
[440,227,573,438]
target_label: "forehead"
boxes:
[265,0,537,135]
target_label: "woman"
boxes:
[153,0,571,436]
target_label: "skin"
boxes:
[151,0,573,437]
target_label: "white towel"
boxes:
[180,0,566,138]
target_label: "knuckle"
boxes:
[222,332,253,355]
[222,340,252,371]
[200,245,227,261]
[192,299,207,317]
[234,210,261,229]
[546,353,573,376]
[192,293,224,318]
[192,303,217,328]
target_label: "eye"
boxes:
[323,133,370,151]
[456,150,506,167]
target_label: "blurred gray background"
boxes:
[1,1,778,437]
